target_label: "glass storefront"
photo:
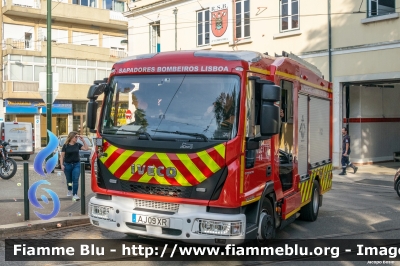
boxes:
[73,102,89,136]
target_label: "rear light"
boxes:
[1,128,4,141]
[32,128,35,145]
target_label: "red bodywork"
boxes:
[90,51,333,220]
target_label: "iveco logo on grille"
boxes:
[180,142,193,149]
[131,164,177,178]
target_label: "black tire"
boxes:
[256,197,275,244]
[0,158,17,180]
[396,180,400,198]
[21,155,30,160]
[300,180,320,221]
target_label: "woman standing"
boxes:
[59,131,89,200]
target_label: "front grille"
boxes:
[134,199,179,212]
[120,180,193,198]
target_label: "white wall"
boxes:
[72,31,99,46]
[3,23,34,40]
[347,85,400,163]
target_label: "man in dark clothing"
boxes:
[339,127,358,175]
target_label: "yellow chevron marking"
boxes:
[120,166,133,181]
[197,150,221,173]
[176,154,207,183]
[320,167,326,191]
[301,180,309,203]
[157,153,191,186]
[302,177,313,201]
[138,171,170,185]
[214,144,226,158]
[108,150,135,174]
[304,174,314,202]
[300,178,310,203]
[100,145,118,164]
[120,152,154,181]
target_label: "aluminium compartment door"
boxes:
[297,94,308,179]
[297,94,312,205]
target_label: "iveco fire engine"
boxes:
[86,50,333,244]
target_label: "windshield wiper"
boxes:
[152,130,208,142]
[103,129,153,141]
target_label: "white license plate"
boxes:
[80,158,87,161]
[132,214,170,227]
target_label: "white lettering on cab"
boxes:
[118,66,230,74]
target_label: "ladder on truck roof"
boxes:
[276,51,323,79]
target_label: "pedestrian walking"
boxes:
[59,131,89,200]
[339,127,358,175]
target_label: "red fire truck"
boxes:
[86,50,332,244]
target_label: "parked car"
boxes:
[395,168,400,197]
[56,135,93,169]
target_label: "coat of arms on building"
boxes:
[211,8,228,37]
[210,3,232,44]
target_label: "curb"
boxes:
[0,217,90,239]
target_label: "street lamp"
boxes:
[172,7,178,51]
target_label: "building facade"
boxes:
[125,0,400,167]
[1,0,129,147]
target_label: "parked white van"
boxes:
[0,122,35,160]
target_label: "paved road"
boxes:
[1,162,400,265]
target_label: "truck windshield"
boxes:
[101,74,240,141]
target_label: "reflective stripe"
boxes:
[176,153,207,183]
[101,142,226,186]
[108,150,134,175]
[119,152,154,181]
[157,153,191,186]
[196,150,221,173]
[100,145,118,165]
[214,144,226,158]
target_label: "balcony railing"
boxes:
[110,11,128,22]
[5,0,41,8]
[110,48,127,58]
[3,38,41,51]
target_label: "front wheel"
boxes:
[300,180,320,221]
[396,180,400,198]
[0,158,17,179]
[256,197,275,244]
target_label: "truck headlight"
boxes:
[193,219,243,236]
[88,203,115,221]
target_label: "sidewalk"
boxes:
[1,162,399,239]
[332,161,399,187]
[0,166,93,239]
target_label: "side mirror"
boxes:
[87,83,107,100]
[86,100,98,132]
[260,83,281,137]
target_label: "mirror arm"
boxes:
[246,138,260,150]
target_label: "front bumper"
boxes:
[88,195,246,245]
